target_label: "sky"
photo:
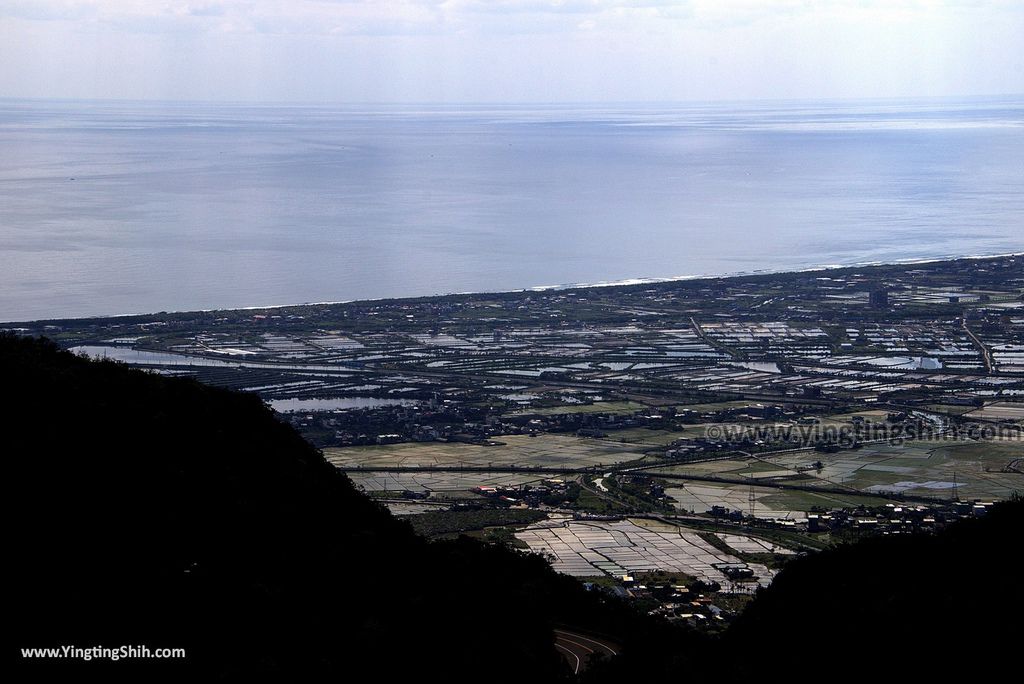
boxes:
[1,1,1022,103]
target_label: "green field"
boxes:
[326,433,647,493]
[649,435,1023,515]
[598,427,684,447]
[516,400,648,415]
[743,439,1023,501]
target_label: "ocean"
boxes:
[1,97,1022,322]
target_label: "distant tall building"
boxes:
[869,288,889,308]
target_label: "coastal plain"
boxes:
[14,255,1024,586]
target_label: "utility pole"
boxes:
[748,477,756,523]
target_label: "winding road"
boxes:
[553,629,618,674]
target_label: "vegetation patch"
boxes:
[400,507,548,539]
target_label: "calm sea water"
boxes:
[1,98,1022,322]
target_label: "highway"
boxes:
[553,629,618,674]
[962,319,994,373]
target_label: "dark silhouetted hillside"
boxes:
[3,335,680,681]
[580,497,1023,683]
[718,496,1024,682]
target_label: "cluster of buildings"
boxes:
[807,500,996,535]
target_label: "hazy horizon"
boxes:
[4,92,1024,107]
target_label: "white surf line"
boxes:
[17,251,1021,325]
[527,251,1024,294]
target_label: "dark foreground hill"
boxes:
[722,496,1023,681]
[5,334,684,681]
[584,494,1023,683]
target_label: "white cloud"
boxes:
[1,0,1022,100]
[2,1,1021,36]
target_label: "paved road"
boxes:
[553,629,618,675]
[962,319,994,373]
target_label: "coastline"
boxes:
[4,250,1021,327]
